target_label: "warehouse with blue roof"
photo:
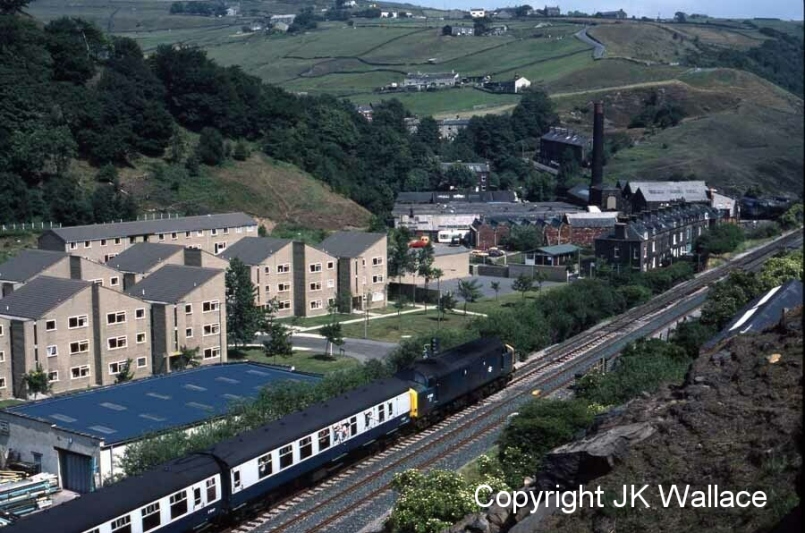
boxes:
[0,363,319,494]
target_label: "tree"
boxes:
[758,250,803,290]
[225,257,264,350]
[417,244,435,311]
[232,139,250,161]
[533,270,548,291]
[511,273,534,298]
[388,227,415,295]
[442,24,452,35]
[262,298,293,361]
[695,224,745,256]
[510,88,556,142]
[195,127,225,165]
[505,224,543,251]
[173,346,201,370]
[456,278,483,315]
[115,359,135,383]
[491,281,501,300]
[393,295,408,331]
[437,291,456,324]
[779,203,803,229]
[674,11,687,23]
[319,322,344,357]
[0,0,31,14]
[23,362,51,399]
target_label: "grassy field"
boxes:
[0,399,24,409]
[341,310,475,343]
[0,232,40,263]
[278,312,358,328]
[588,22,699,63]
[232,347,361,374]
[367,87,521,117]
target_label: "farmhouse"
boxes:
[451,25,475,36]
[598,9,627,19]
[0,363,319,492]
[470,8,486,18]
[437,118,470,139]
[270,14,296,25]
[403,71,460,90]
[544,5,561,17]
[484,75,531,93]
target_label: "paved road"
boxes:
[255,333,397,362]
[575,26,605,59]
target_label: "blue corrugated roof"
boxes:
[7,363,319,445]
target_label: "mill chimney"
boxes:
[591,101,604,187]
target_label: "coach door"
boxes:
[58,449,94,493]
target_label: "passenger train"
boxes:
[6,338,515,533]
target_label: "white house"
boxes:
[470,8,486,18]
[514,76,531,92]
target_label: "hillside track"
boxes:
[226,231,801,533]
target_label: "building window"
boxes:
[45,320,56,331]
[264,285,271,296]
[107,311,126,325]
[633,248,639,260]
[169,491,188,519]
[136,332,147,344]
[0,351,4,362]
[91,279,104,286]
[104,254,117,263]
[277,283,290,292]
[171,232,178,240]
[68,315,88,329]
[203,346,221,359]
[309,282,322,291]
[258,454,272,479]
[277,263,291,274]
[186,328,193,338]
[236,227,243,234]
[372,275,384,283]
[137,357,147,368]
[109,361,128,375]
[223,228,229,235]
[327,279,335,288]
[279,445,293,469]
[70,242,77,250]
[613,247,620,259]
[46,345,58,357]
[214,242,227,253]
[114,237,122,245]
[309,263,322,273]
[278,301,291,310]
[264,266,270,274]
[158,233,165,241]
[141,502,161,532]
[0,325,3,336]
[0,378,5,389]
[310,300,322,310]
[185,304,193,315]
[202,300,220,313]
[196,230,204,237]
[203,324,220,336]
[211,228,218,236]
[206,478,217,501]
[70,365,90,379]
[652,241,656,253]
[318,428,331,450]
[69,340,90,354]
[135,308,146,320]
[372,257,383,266]
[47,371,58,383]
[100,239,107,247]
[111,515,132,533]
[326,261,334,270]
[108,336,127,350]
[84,241,91,248]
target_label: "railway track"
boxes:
[230,231,801,533]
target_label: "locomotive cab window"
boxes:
[233,470,242,489]
[280,445,293,469]
[206,478,218,501]
[300,436,313,460]
[258,453,273,478]
[141,502,161,532]
[318,428,331,450]
[170,490,188,519]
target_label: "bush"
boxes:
[195,127,225,166]
[695,223,745,256]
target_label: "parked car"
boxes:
[488,248,505,257]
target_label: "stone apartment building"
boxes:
[594,204,719,272]
[126,265,226,373]
[0,277,153,398]
[220,237,339,318]
[37,212,257,264]
[109,242,229,289]
[318,232,388,311]
[543,212,619,247]
[0,319,10,399]
[0,249,124,297]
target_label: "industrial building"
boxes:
[537,127,590,168]
[0,363,319,492]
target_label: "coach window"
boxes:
[349,416,358,437]
[141,502,161,532]
[110,516,132,533]
[318,428,331,451]
[299,436,313,460]
[258,453,272,478]
[170,490,188,519]
[378,404,386,423]
[194,487,202,508]
[280,445,293,469]
[206,478,217,501]
[387,402,394,416]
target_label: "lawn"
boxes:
[371,87,520,117]
[231,348,361,375]
[341,310,475,343]
[0,399,23,409]
[463,291,548,315]
[278,312,358,329]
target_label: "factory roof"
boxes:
[396,191,516,204]
[395,201,580,217]
[108,243,185,274]
[318,231,386,258]
[626,181,710,203]
[565,212,619,228]
[40,213,256,244]
[440,162,490,173]
[6,363,320,446]
[0,277,90,319]
[125,264,222,303]
[541,128,589,148]
[218,237,293,266]
[702,280,803,351]
[0,249,67,283]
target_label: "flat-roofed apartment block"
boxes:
[109,242,229,289]
[0,318,10,399]
[0,249,123,297]
[0,277,153,398]
[318,232,388,311]
[126,265,226,373]
[37,212,258,264]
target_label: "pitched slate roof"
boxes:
[125,265,222,303]
[0,276,90,319]
[318,232,386,258]
[108,243,185,274]
[218,237,293,266]
[628,181,709,203]
[440,162,490,173]
[42,212,256,244]
[537,244,579,256]
[565,212,618,228]
[541,128,589,147]
[0,249,67,283]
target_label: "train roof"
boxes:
[404,337,506,380]
[210,377,411,467]
[5,454,220,533]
